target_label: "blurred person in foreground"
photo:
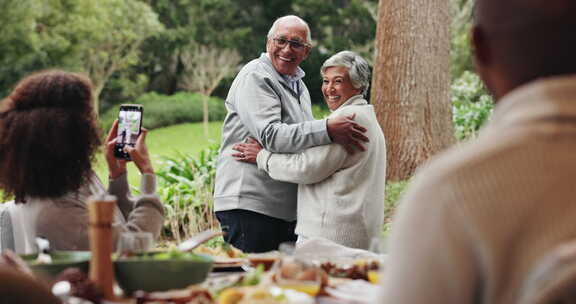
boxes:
[214,16,369,253]
[233,51,386,250]
[0,268,60,304]
[0,252,60,304]
[379,0,576,303]
[0,70,164,253]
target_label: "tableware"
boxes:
[273,257,323,296]
[35,237,52,264]
[114,251,213,295]
[325,279,380,303]
[247,251,281,271]
[117,231,154,254]
[212,258,246,272]
[219,286,314,304]
[21,251,92,281]
[88,194,116,300]
[177,229,223,252]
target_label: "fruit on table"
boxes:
[276,283,320,296]
[218,286,287,304]
[367,271,379,284]
[219,287,244,304]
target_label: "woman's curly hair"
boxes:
[0,70,102,202]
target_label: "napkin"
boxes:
[294,237,386,261]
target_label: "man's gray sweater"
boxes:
[214,53,331,221]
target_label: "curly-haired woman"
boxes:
[0,70,164,253]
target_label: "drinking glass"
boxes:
[116,232,154,254]
[273,257,323,296]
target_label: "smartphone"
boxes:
[114,104,143,160]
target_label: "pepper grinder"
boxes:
[88,194,117,301]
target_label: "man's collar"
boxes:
[488,74,576,129]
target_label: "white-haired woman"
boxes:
[233,51,386,249]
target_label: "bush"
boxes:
[382,180,409,235]
[99,92,227,131]
[452,71,494,140]
[156,144,220,243]
[312,104,331,119]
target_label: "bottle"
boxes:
[88,194,117,301]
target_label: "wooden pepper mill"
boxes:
[88,194,117,300]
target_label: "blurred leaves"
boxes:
[452,71,494,140]
[156,145,220,243]
[0,0,163,111]
[450,0,475,79]
[99,92,227,131]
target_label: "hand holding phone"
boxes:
[105,107,153,179]
[114,104,143,160]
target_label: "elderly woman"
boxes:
[0,70,164,253]
[233,51,386,249]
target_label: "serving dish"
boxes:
[114,251,213,295]
[20,251,91,281]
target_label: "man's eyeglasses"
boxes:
[273,37,310,51]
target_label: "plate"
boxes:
[212,258,247,272]
[325,279,379,303]
[21,251,91,280]
[247,251,280,271]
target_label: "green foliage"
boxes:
[449,0,494,141]
[100,72,150,113]
[294,0,377,57]
[312,104,331,119]
[450,0,475,80]
[451,28,473,81]
[70,0,164,111]
[99,92,226,131]
[136,0,253,96]
[156,145,220,243]
[0,0,163,109]
[452,71,494,140]
[0,0,58,98]
[382,180,409,235]
[1,0,378,107]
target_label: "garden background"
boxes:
[0,0,491,243]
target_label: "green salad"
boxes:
[121,250,208,261]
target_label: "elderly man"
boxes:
[379,0,576,303]
[214,16,368,253]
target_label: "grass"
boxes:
[94,121,223,187]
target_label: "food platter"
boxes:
[211,258,246,272]
[6,237,383,303]
[193,243,247,272]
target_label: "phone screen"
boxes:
[115,104,143,159]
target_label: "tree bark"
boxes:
[93,83,104,119]
[202,94,209,138]
[372,0,454,181]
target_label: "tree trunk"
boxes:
[371,0,454,181]
[93,82,104,119]
[202,94,209,138]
